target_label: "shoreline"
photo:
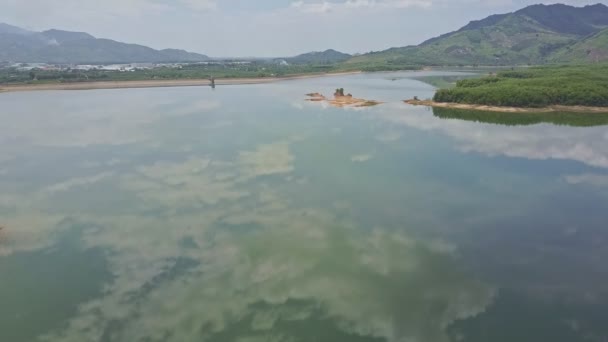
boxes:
[0,71,362,93]
[404,99,608,114]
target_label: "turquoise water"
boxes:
[1,71,607,342]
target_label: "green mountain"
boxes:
[345,3,608,66]
[286,49,351,64]
[0,24,209,64]
[551,28,608,63]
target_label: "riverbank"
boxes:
[405,99,608,114]
[0,71,362,93]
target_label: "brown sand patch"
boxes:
[306,93,382,108]
[404,99,608,114]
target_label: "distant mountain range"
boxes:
[346,3,608,66]
[2,3,607,66]
[0,24,209,64]
[286,49,352,64]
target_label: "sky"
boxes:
[0,0,604,57]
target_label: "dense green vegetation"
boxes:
[433,107,608,127]
[0,59,426,85]
[433,64,608,108]
[0,62,346,85]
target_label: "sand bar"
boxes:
[405,99,608,114]
[306,92,382,108]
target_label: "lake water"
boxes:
[1,71,607,342]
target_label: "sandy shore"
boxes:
[0,71,362,93]
[404,99,608,114]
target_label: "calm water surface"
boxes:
[1,71,607,342]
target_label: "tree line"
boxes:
[433,64,608,108]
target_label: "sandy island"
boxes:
[306,91,382,108]
[404,99,608,114]
[0,71,362,93]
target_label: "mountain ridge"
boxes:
[347,3,608,66]
[0,24,209,63]
[3,3,608,66]
[551,27,608,63]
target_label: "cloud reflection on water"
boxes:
[379,104,608,170]
[0,91,220,148]
[0,137,495,342]
[0,86,503,342]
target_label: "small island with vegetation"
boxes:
[306,88,381,108]
[406,64,608,113]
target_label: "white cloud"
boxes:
[290,0,432,13]
[291,0,334,13]
[44,172,115,194]
[177,0,217,11]
[351,153,374,162]
[565,173,608,187]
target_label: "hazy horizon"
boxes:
[1,0,605,57]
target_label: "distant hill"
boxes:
[42,29,95,44]
[0,23,32,35]
[551,28,608,63]
[345,3,608,66]
[0,24,209,63]
[286,49,351,64]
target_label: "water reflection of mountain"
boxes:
[433,107,608,127]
